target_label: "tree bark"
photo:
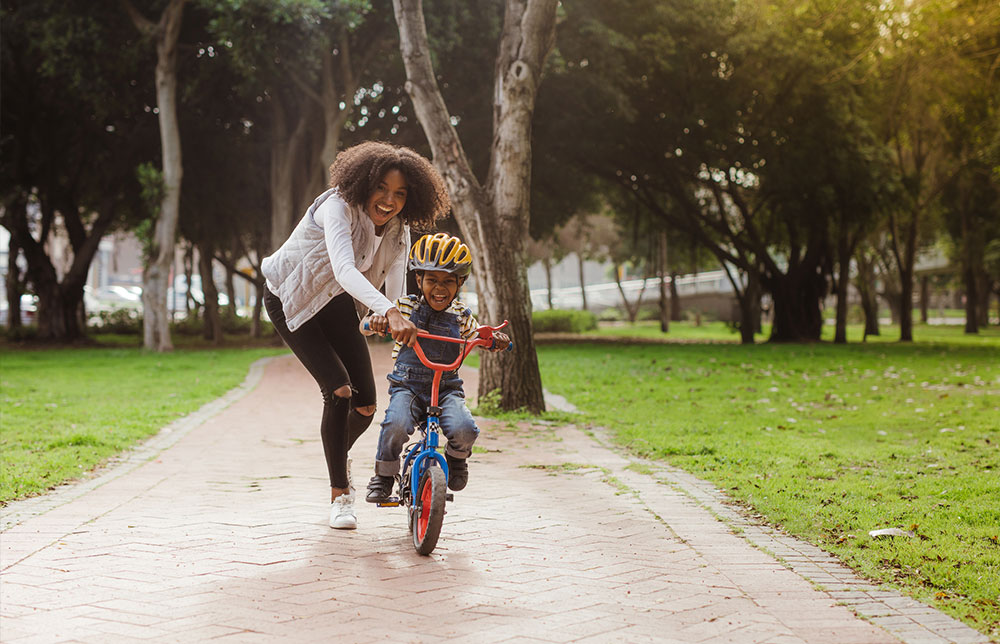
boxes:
[4,201,25,331]
[577,253,588,311]
[198,243,222,344]
[855,249,880,339]
[269,98,312,252]
[962,265,978,334]
[834,229,850,344]
[2,195,113,341]
[669,271,681,321]
[124,0,188,352]
[658,230,669,333]
[542,257,553,309]
[920,275,929,323]
[614,265,645,323]
[394,0,556,412]
[766,268,824,342]
[224,265,236,315]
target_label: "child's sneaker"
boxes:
[445,454,468,491]
[329,492,357,530]
[365,475,394,503]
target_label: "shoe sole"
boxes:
[331,521,357,530]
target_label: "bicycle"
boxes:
[363,320,512,555]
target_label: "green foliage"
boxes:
[0,344,286,502]
[135,162,165,261]
[537,330,1000,635]
[91,309,143,335]
[0,325,39,342]
[170,313,204,337]
[472,388,503,417]
[533,309,599,333]
[597,307,624,322]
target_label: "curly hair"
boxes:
[329,141,451,231]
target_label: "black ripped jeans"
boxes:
[264,289,376,490]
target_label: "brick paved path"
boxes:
[1,343,988,643]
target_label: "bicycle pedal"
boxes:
[377,497,401,507]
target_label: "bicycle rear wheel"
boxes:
[411,465,446,555]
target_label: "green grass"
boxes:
[585,319,999,346]
[535,325,1000,637]
[0,336,286,503]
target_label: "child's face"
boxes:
[417,270,461,311]
[366,168,408,230]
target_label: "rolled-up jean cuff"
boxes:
[445,444,472,460]
[375,459,401,477]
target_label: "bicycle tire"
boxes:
[411,465,446,555]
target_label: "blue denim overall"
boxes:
[374,297,479,476]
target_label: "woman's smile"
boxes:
[367,168,408,230]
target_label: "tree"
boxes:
[209,1,397,252]
[394,0,557,412]
[1,1,155,340]
[122,0,188,351]
[871,0,999,341]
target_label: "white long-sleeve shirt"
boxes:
[262,189,409,332]
[314,195,405,316]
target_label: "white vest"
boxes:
[262,189,409,332]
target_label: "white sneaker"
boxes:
[329,492,357,530]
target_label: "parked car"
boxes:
[84,285,143,314]
[0,293,37,326]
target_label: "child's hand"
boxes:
[361,314,389,336]
[490,332,511,352]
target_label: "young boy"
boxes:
[360,233,510,503]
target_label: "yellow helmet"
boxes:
[409,233,473,278]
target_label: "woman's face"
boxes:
[366,168,408,231]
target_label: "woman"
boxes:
[262,141,450,530]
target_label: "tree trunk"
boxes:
[543,256,553,309]
[614,265,645,323]
[834,231,850,344]
[963,265,978,334]
[658,230,669,333]
[920,275,929,324]
[898,267,914,341]
[394,0,556,413]
[183,243,194,317]
[198,244,222,344]
[269,98,312,252]
[767,269,824,342]
[2,194,111,341]
[126,0,188,352]
[5,213,24,331]
[855,251,880,339]
[252,279,264,338]
[976,270,989,327]
[577,253,588,311]
[669,271,681,321]
[224,265,236,314]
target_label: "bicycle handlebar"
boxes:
[362,319,513,372]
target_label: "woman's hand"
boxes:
[360,314,389,336]
[385,307,418,347]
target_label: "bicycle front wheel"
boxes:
[411,465,446,555]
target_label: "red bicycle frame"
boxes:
[410,321,510,408]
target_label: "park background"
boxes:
[2,0,998,639]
